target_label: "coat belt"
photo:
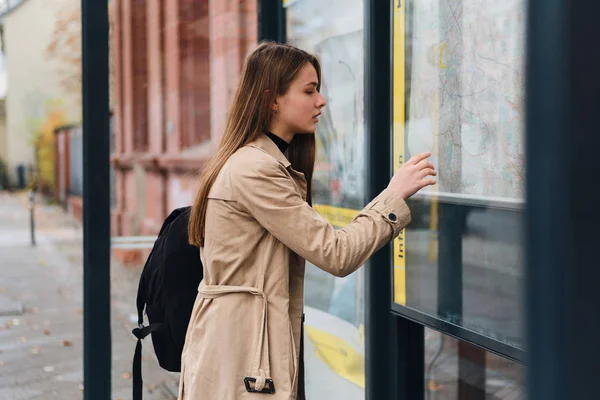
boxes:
[197,275,273,392]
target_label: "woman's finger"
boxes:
[420,178,437,188]
[415,160,435,171]
[419,168,437,178]
[406,152,432,165]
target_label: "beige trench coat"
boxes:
[178,133,411,400]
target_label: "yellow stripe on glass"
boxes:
[310,204,364,387]
[313,204,359,228]
[304,325,365,388]
[392,0,406,305]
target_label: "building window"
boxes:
[179,0,210,148]
[132,0,148,152]
[159,0,166,152]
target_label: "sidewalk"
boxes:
[0,191,179,400]
[0,191,525,400]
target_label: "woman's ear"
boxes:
[265,89,279,112]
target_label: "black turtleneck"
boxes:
[266,132,289,154]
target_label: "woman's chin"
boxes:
[296,127,316,135]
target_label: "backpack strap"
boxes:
[132,275,162,400]
[132,322,161,400]
[131,252,162,400]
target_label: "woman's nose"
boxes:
[317,93,327,108]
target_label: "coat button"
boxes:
[388,213,397,221]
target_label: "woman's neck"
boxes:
[267,126,294,144]
[265,132,290,154]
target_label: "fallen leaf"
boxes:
[17,336,27,343]
[43,365,55,372]
[11,319,21,326]
[5,320,13,329]
[62,340,73,347]
[30,346,40,354]
[78,383,84,391]
[76,308,83,315]
[44,329,51,336]
[121,372,132,379]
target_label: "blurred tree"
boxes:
[25,99,66,195]
[46,2,115,108]
[46,3,81,103]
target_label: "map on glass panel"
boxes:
[405,0,526,204]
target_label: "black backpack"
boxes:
[131,206,203,400]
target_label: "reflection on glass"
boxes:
[286,0,366,398]
[394,0,526,349]
[406,203,524,348]
[424,328,525,399]
[0,0,89,397]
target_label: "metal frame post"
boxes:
[82,0,111,398]
[28,190,35,246]
[526,0,600,399]
[365,1,424,399]
[258,0,285,42]
[396,315,425,399]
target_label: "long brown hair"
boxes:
[188,41,322,247]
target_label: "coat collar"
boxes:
[247,133,307,201]
[247,132,291,169]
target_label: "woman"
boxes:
[180,41,436,400]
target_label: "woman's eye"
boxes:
[306,91,315,94]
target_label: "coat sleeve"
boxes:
[230,157,411,277]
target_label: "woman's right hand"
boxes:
[388,152,437,200]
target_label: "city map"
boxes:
[404,0,526,202]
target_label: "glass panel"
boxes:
[286,0,366,398]
[393,0,527,349]
[425,328,526,399]
[110,0,223,396]
[0,0,99,398]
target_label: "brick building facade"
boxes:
[110,0,257,245]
